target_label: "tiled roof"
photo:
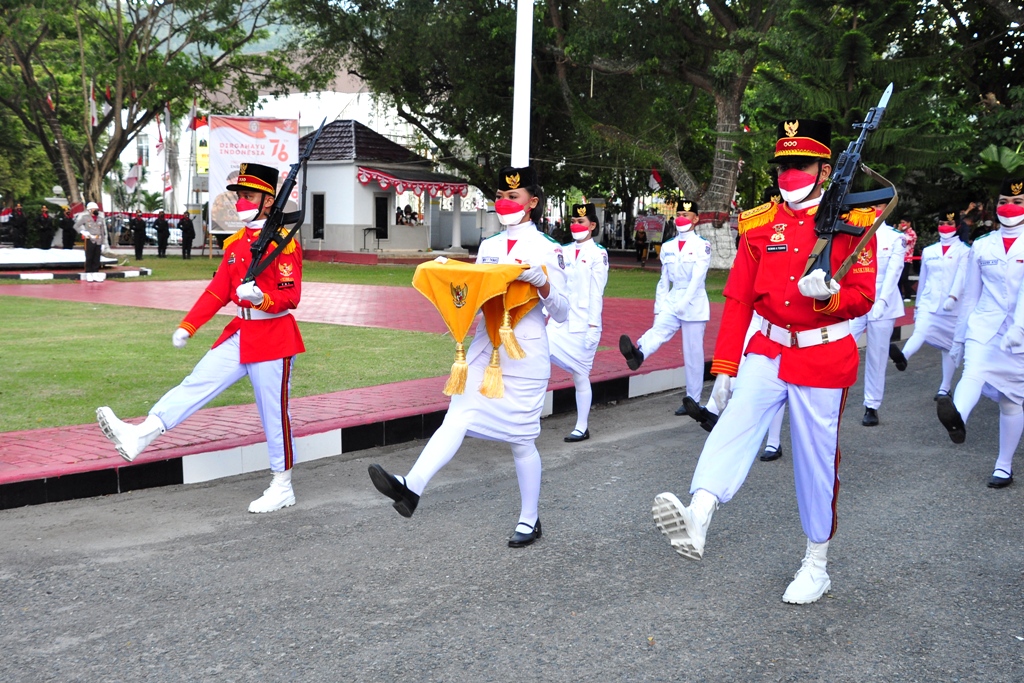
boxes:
[300,120,429,164]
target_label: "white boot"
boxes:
[94,271,106,282]
[248,470,295,513]
[96,408,165,462]
[782,539,831,604]
[652,488,718,560]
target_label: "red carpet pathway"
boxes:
[0,280,912,507]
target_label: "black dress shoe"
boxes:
[936,396,966,444]
[619,335,644,370]
[934,391,950,402]
[760,445,783,462]
[368,464,419,518]
[888,343,908,371]
[987,472,1013,488]
[862,408,879,426]
[564,429,590,443]
[682,396,718,433]
[508,519,542,547]
[674,403,688,416]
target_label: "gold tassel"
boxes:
[479,347,504,399]
[843,207,876,228]
[499,309,526,360]
[442,342,468,396]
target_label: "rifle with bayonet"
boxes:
[242,118,327,283]
[803,83,898,282]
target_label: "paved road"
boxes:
[1,348,1022,682]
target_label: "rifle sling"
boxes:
[832,164,898,283]
[247,221,302,281]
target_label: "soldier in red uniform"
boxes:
[651,120,878,604]
[97,162,305,513]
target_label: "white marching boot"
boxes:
[652,488,718,560]
[96,408,165,462]
[248,470,295,513]
[782,539,831,604]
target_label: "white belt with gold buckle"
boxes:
[236,307,288,321]
[761,318,850,348]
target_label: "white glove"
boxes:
[797,269,841,300]
[235,281,265,305]
[949,341,964,368]
[172,328,190,349]
[870,298,887,318]
[517,264,547,288]
[585,327,601,350]
[942,296,957,312]
[711,374,733,412]
[1001,325,1024,351]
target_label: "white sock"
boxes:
[511,442,541,527]
[995,398,1023,476]
[939,351,955,394]
[953,376,984,423]
[573,371,592,434]
[902,333,925,360]
[404,421,467,495]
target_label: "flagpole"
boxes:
[510,0,534,167]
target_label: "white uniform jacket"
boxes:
[915,240,969,318]
[867,224,907,321]
[653,232,711,322]
[551,238,609,333]
[471,222,569,379]
[954,231,1024,348]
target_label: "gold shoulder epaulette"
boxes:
[738,201,778,235]
[278,227,298,255]
[222,228,246,250]
[843,207,876,228]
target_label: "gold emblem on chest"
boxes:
[770,224,786,243]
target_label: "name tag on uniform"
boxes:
[766,244,788,253]
[481,256,499,264]
[980,259,998,266]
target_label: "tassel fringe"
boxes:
[499,310,526,360]
[479,347,504,399]
[844,207,876,228]
[737,201,778,235]
[443,342,468,396]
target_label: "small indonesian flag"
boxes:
[0,208,10,223]
[649,168,662,191]
[162,171,173,193]
[125,164,142,192]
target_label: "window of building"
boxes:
[137,134,150,166]
[312,193,325,240]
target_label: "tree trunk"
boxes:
[702,90,742,215]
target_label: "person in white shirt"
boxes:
[897,209,970,399]
[368,166,569,546]
[547,203,609,442]
[619,200,711,411]
[849,203,908,426]
[939,177,1024,488]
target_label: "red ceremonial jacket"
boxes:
[179,224,305,364]
[710,201,877,388]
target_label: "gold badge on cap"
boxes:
[784,121,799,138]
[682,202,692,212]
[451,282,468,309]
[576,206,587,217]
[1012,182,1023,196]
[945,212,956,221]
[505,173,521,190]
[239,163,248,175]
[771,194,782,204]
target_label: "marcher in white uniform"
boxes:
[368,166,569,546]
[938,177,1024,488]
[849,206,908,426]
[899,209,969,399]
[619,200,711,409]
[547,203,609,442]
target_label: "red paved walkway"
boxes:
[0,280,912,487]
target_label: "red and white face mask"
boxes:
[937,223,957,236]
[997,203,1024,228]
[570,223,591,241]
[495,198,527,226]
[674,216,694,232]
[235,197,261,223]
[777,168,818,204]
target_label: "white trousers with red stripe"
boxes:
[689,354,846,543]
[150,332,296,472]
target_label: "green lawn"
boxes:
[1,253,728,301]
[1,297,456,432]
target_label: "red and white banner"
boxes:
[357,166,468,198]
[208,116,299,233]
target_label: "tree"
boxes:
[0,108,55,203]
[0,0,330,208]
